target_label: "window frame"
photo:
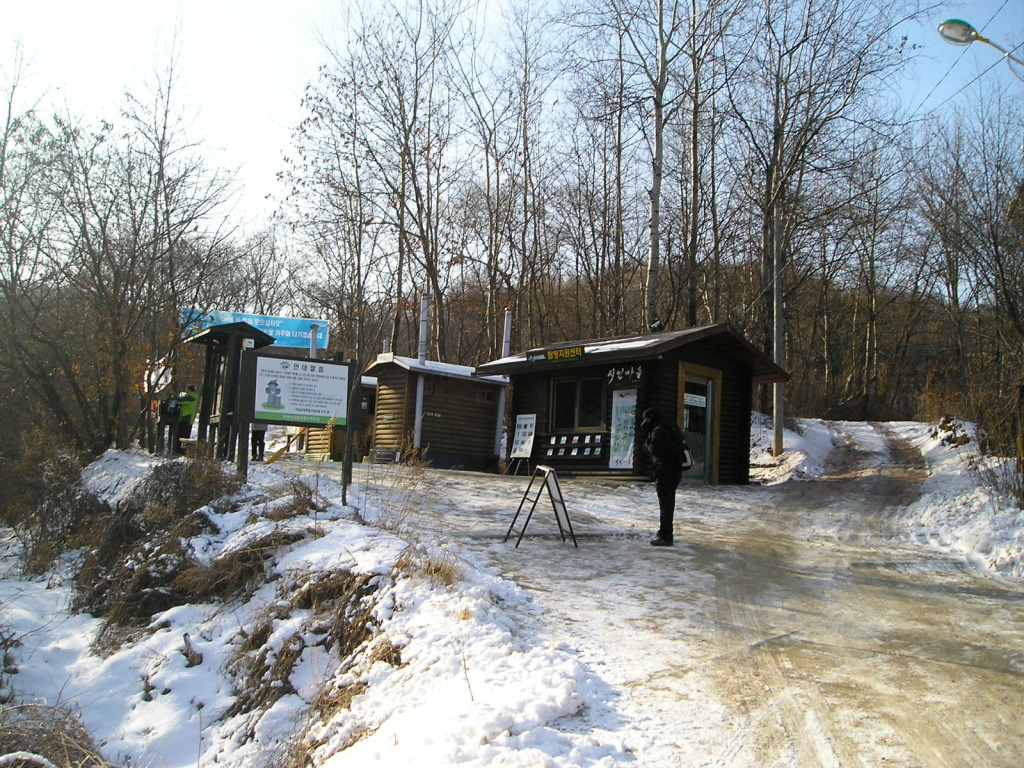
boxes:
[549,376,607,432]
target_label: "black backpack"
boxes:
[662,423,694,471]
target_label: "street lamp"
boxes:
[938,19,1024,80]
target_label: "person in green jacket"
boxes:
[176,385,198,453]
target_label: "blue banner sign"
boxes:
[184,309,330,349]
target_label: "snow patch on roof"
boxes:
[372,354,507,384]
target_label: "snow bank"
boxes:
[314,576,624,767]
[81,448,164,505]
[2,455,629,768]
[890,421,1024,579]
[750,413,834,483]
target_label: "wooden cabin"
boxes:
[474,324,788,484]
[303,376,378,460]
[365,354,507,471]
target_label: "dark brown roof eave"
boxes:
[476,324,790,381]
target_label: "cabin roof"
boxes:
[365,354,508,386]
[475,323,789,383]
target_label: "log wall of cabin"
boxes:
[373,368,413,451]
[420,378,501,459]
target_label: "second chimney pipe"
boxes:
[413,292,429,452]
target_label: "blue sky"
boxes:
[4,1,1022,228]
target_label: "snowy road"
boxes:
[303,421,1024,766]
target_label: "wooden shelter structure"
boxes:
[475,324,788,484]
[365,354,507,471]
[185,321,275,459]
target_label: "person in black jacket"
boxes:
[642,407,686,547]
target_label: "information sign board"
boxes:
[609,389,637,469]
[240,352,351,427]
[510,414,537,459]
[526,346,584,364]
[504,465,578,548]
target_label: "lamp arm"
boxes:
[978,35,1024,78]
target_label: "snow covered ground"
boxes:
[0,417,1021,767]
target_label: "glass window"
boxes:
[552,380,577,430]
[578,378,605,427]
[551,377,605,430]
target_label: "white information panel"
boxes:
[510,413,538,459]
[253,356,349,426]
[543,467,571,534]
[609,389,637,469]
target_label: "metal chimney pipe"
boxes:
[414,292,429,451]
[502,305,513,357]
[494,306,513,458]
[418,292,429,365]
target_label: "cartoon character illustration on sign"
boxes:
[264,380,283,409]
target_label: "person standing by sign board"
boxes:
[176,385,198,453]
[642,407,692,546]
[251,423,267,461]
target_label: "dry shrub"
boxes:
[227,568,384,725]
[308,679,369,721]
[74,505,212,629]
[0,703,113,767]
[931,416,972,447]
[264,479,327,522]
[367,637,403,667]
[122,445,241,523]
[226,611,307,719]
[288,570,379,660]
[419,550,461,588]
[282,706,375,768]
[971,454,1024,507]
[359,447,431,533]
[1,624,19,705]
[936,416,1024,507]
[394,545,462,588]
[73,450,241,641]
[171,530,308,603]
[278,571,394,765]
[3,448,109,575]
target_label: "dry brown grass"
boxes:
[289,569,379,661]
[4,449,109,576]
[225,615,306,719]
[358,446,432,534]
[68,447,337,650]
[393,544,462,588]
[264,480,328,522]
[0,703,113,767]
[226,567,384,728]
[172,529,309,603]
